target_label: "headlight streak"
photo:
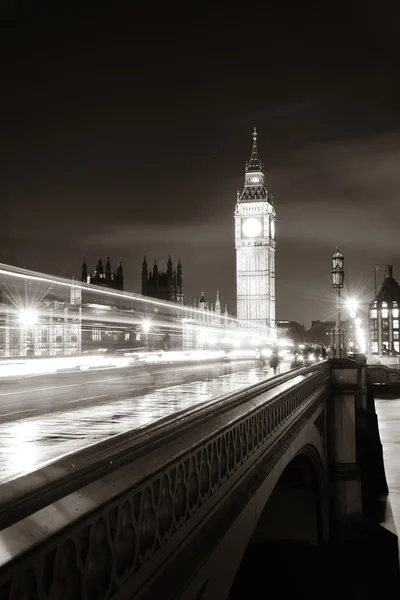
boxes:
[0,263,275,333]
[0,262,285,371]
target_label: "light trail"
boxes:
[0,263,269,330]
[0,349,260,379]
[0,262,280,370]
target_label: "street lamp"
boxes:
[18,308,39,357]
[346,298,358,352]
[331,247,345,358]
[18,308,39,327]
[356,326,366,354]
[141,319,152,348]
[346,298,358,320]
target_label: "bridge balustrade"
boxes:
[0,362,330,600]
[367,364,400,383]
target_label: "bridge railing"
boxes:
[367,364,400,384]
[0,361,330,600]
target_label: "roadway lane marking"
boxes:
[0,371,173,397]
[68,394,108,404]
[0,382,91,396]
[0,370,251,418]
[1,407,41,417]
[0,393,110,417]
[0,364,241,397]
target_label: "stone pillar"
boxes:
[347,353,368,410]
[328,358,363,523]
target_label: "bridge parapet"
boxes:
[0,362,330,600]
[367,364,400,384]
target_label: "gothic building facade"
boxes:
[0,290,81,358]
[234,128,276,329]
[81,258,124,291]
[142,256,183,303]
[181,291,231,351]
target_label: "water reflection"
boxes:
[0,363,289,484]
[2,420,42,479]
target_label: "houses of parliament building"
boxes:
[81,257,124,291]
[141,256,183,303]
[75,255,229,353]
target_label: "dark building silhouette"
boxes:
[142,256,183,303]
[276,320,306,344]
[81,258,124,291]
[305,320,336,346]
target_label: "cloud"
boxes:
[84,217,232,248]
[270,131,400,252]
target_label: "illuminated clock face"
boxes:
[251,177,259,184]
[242,218,262,238]
[271,219,275,239]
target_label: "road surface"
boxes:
[0,359,291,485]
[0,360,258,422]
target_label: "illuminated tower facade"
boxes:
[234,128,276,328]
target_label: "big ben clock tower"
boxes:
[235,128,276,330]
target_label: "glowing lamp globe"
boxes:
[18,308,38,327]
[142,319,151,334]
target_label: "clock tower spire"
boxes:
[235,128,276,330]
[247,127,263,173]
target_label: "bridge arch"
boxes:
[228,443,328,598]
[251,444,328,544]
[180,407,330,600]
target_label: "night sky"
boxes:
[2,2,400,326]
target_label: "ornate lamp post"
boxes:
[142,318,151,348]
[18,308,39,357]
[346,298,358,352]
[331,247,345,357]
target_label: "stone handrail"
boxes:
[0,361,330,600]
[367,364,400,383]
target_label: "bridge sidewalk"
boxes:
[375,396,400,552]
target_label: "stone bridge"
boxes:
[0,359,397,599]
